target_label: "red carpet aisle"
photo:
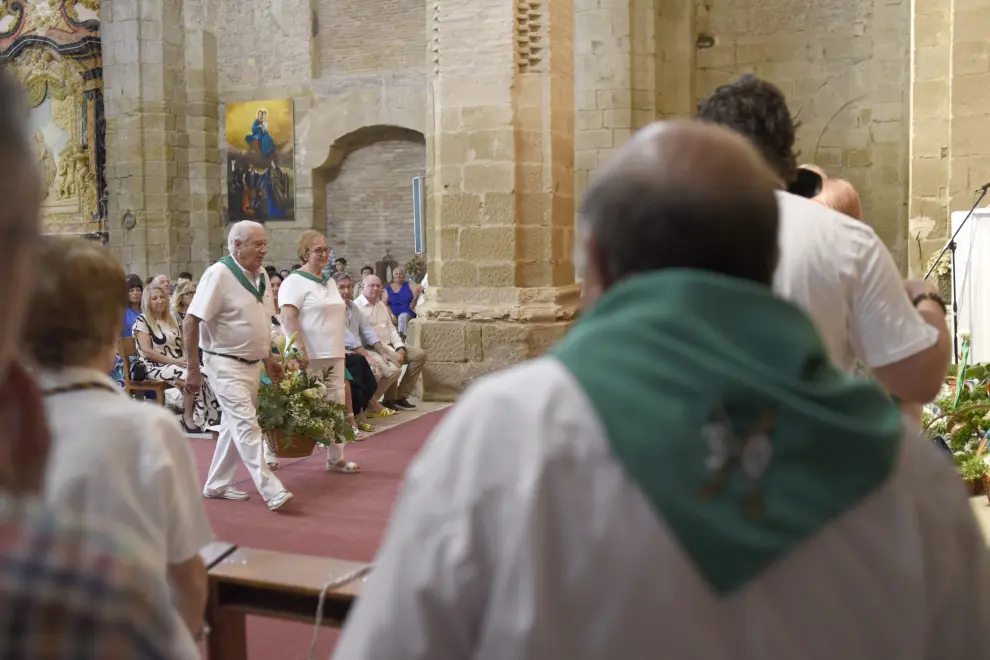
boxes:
[189,410,447,659]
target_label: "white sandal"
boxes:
[326,459,360,473]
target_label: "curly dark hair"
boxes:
[695,74,800,185]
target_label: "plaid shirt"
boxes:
[0,495,178,659]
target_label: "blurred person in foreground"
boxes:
[697,75,950,406]
[334,120,988,659]
[0,65,181,658]
[26,237,213,650]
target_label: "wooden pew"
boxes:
[205,547,366,660]
[200,541,237,569]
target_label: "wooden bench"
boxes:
[118,336,170,404]
[205,547,366,660]
[199,541,237,569]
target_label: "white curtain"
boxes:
[951,208,990,363]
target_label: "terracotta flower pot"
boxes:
[264,429,318,458]
[966,476,985,496]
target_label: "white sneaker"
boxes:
[267,490,293,511]
[203,487,250,501]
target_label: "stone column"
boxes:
[574,0,658,218]
[102,0,188,276]
[415,0,579,400]
[907,0,950,275]
[183,0,225,273]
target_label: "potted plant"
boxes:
[258,333,354,458]
[923,376,990,496]
[925,251,952,304]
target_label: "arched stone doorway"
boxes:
[316,125,426,276]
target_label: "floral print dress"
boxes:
[131,314,221,428]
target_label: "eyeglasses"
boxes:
[310,247,329,256]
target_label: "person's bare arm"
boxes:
[135,330,183,367]
[849,231,950,403]
[279,305,309,368]
[871,282,950,403]
[182,314,203,394]
[167,555,208,638]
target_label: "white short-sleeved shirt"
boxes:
[773,191,939,371]
[187,259,275,361]
[335,358,989,660]
[39,368,214,571]
[278,272,346,359]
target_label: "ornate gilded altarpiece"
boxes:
[0,1,104,236]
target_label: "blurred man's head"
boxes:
[0,66,48,495]
[362,274,383,304]
[0,67,42,380]
[578,120,780,307]
[814,177,862,221]
[695,74,799,187]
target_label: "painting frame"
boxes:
[225,98,295,223]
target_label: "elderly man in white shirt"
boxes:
[355,274,427,410]
[337,273,399,418]
[183,220,293,512]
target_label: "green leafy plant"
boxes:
[257,333,354,446]
[404,253,426,282]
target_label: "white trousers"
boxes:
[204,354,286,502]
[262,357,348,464]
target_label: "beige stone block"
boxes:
[575,149,598,171]
[463,163,514,193]
[420,321,467,363]
[577,110,604,131]
[461,104,514,131]
[439,193,482,227]
[480,192,516,226]
[912,118,949,159]
[478,264,514,287]
[576,90,598,110]
[953,40,990,76]
[441,260,480,287]
[951,114,990,156]
[575,129,614,151]
[952,72,990,117]
[458,227,515,261]
[916,44,950,81]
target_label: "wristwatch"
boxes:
[912,292,947,315]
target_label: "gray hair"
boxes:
[334,272,351,284]
[227,220,265,254]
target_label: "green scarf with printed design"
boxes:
[551,269,903,594]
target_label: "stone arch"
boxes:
[312,121,427,275]
[297,93,426,173]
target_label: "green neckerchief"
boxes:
[551,269,902,595]
[218,255,266,304]
[288,268,329,286]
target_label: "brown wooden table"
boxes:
[205,547,366,660]
[200,541,237,569]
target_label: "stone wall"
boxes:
[324,126,426,272]
[693,0,912,264]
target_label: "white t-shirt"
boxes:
[335,358,989,660]
[278,271,346,359]
[187,258,275,361]
[773,191,939,371]
[40,367,214,571]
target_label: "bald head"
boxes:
[579,120,780,298]
[814,177,862,221]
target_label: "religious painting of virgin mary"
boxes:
[225,98,295,222]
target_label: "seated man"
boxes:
[337,273,399,419]
[355,274,427,410]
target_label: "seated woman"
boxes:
[133,283,220,433]
[111,273,145,388]
[171,279,197,323]
[26,237,213,653]
[382,266,422,337]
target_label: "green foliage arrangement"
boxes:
[404,253,426,282]
[923,352,990,484]
[257,333,354,447]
